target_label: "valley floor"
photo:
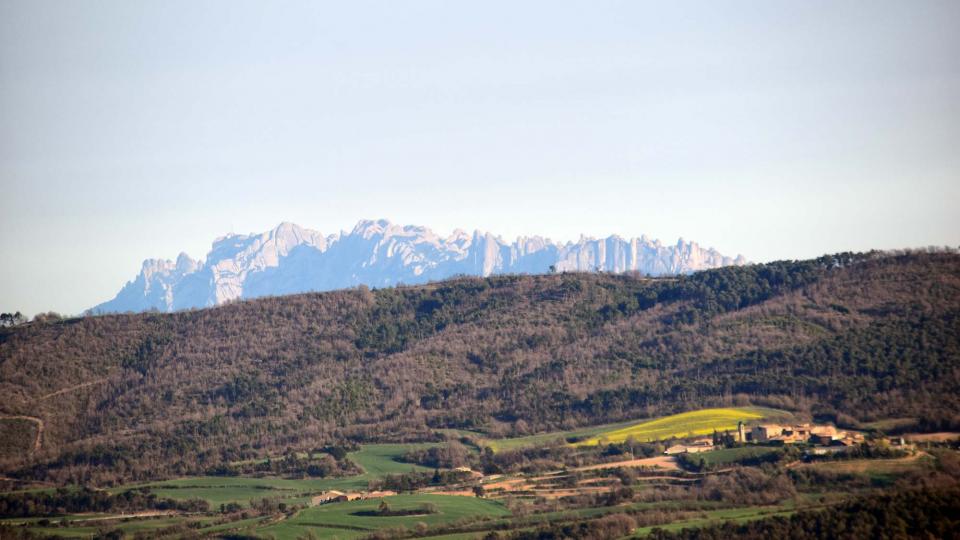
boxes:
[3,407,957,540]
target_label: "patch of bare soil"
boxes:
[425,489,476,497]
[574,455,679,472]
[483,478,526,491]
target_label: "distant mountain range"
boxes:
[92,220,747,313]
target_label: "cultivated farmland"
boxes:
[578,407,787,446]
[256,494,510,540]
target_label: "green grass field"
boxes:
[109,443,440,508]
[696,446,783,468]
[578,407,788,446]
[19,524,102,538]
[196,515,273,535]
[454,407,790,452]
[256,494,509,540]
[110,476,315,508]
[3,412,820,539]
[796,453,933,484]
[350,443,438,477]
[633,504,799,536]
[15,515,223,538]
[458,418,652,452]
[15,444,441,538]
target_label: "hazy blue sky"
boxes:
[2,1,958,315]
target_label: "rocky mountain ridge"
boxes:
[93,219,747,313]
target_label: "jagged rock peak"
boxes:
[92,220,747,313]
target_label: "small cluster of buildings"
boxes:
[664,438,715,455]
[314,489,396,504]
[454,466,485,480]
[744,422,863,446]
[663,421,868,455]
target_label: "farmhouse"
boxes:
[664,438,714,455]
[454,466,484,480]
[658,421,861,456]
[747,422,862,446]
[832,437,859,447]
[810,425,838,438]
[768,425,810,444]
[750,424,783,442]
[316,489,398,504]
[333,492,363,502]
[313,490,346,504]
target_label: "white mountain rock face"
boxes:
[92,220,747,313]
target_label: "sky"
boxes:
[1,1,958,316]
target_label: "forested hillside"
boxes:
[1,250,958,485]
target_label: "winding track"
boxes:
[36,378,108,401]
[0,379,109,455]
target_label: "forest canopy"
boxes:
[1,250,958,484]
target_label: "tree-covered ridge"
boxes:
[0,251,958,484]
[643,487,960,540]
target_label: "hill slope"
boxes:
[92,220,745,313]
[1,250,958,484]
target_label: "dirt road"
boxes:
[37,378,108,401]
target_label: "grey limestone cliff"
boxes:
[93,219,746,313]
